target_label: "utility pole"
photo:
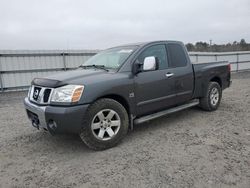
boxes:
[209,39,212,46]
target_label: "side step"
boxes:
[134,99,199,124]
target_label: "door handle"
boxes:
[165,73,174,78]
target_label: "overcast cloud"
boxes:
[0,0,249,49]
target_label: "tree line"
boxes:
[185,39,250,52]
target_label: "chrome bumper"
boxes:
[24,97,48,130]
[24,97,90,134]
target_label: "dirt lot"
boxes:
[0,72,250,188]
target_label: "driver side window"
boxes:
[137,44,168,70]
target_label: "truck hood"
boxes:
[32,69,112,88]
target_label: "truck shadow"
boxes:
[130,107,202,134]
[16,106,208,155]
[31,107,203,152]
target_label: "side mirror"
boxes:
[143,56,157,71]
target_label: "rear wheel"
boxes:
[199,82,222,111]
[80,98,129,150]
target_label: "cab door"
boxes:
[134,44,176,116]
[166,43,194,104]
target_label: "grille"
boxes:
[29,85,53,104]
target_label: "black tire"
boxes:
[79,98,129,150]
[199,81,222,111]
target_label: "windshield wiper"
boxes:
[79,64,109,71]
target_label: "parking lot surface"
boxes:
[0,72,250,188]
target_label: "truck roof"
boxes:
[108,40,183,49]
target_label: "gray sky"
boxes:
[0,0,249,49]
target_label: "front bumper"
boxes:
[24,97,89,134]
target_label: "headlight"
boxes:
[51,85,84,103]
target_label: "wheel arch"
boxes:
[210,76,222,88]
[96,94,131,116]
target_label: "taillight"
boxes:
[228,64,231,72]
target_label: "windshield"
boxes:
[82,46,138,69]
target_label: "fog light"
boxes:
[48,120,57,130]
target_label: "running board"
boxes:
[134,100,199,124]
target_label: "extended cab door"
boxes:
[166,43,194,104]
[134,44,176,116]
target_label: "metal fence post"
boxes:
[236,53,239,72]
[215,54,218,61]
[62,53,67,71]
[195,54,198,62]
[0,55,3,92]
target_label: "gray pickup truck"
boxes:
[24,41,231,150]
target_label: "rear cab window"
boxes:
[166,43,188,68]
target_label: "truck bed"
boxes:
[192,61,231,98]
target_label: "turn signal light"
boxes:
[72,86,84,102]
[228,64,231,72]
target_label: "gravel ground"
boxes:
[0,72,250,188]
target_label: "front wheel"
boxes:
[199,82,222,111]
[80,98,129,150]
